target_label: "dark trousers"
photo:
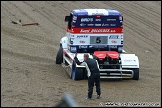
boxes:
[88,73,101,98]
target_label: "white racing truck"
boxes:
[56,9,139,80]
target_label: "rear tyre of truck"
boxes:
[56,46,63,64]
[71,61,84,80]
[132,68,139,80]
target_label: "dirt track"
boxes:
[1,1,161,107]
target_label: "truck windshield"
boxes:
[73,15,123,28]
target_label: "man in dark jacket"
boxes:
[74,53,101,100]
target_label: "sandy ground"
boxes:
[1,1,161,107]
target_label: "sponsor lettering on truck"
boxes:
[56,9,139,81]
[80,29,117,33]
[81,18,93,22]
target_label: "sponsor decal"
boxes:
[109,35,119,39]
[77,35,88,38]
[107,19,116,21]
[102,23,109,26]
[80,23,86,26]
[109,45,117,48]
[110,24,116,26]
[90,29,116,33]
[79,40,85,43]
[71,47,76,51]
[124,60,136,62]
[72,20,76,23]
[80,29,90,33]
[89,45,93,48]
[81,18,93,22]
[80,29,116,33]
[95,19,101,21]
[87,24,94,26]
[95,24,101,26]
[69,28,123,34]
[92,45,106,48]
[79,45,88,48]
[111,40,117,43]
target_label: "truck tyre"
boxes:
[133,68,139,80]
[56,46,63,64]
[71,61,84,80]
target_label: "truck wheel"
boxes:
[133,68,139,80]
[71,61,83,80]
[56,46,63,64]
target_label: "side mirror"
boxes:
[65,16,70,22]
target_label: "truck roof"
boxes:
[71,9,122,16]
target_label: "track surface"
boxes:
[1,1,161,107]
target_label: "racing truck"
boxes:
[56,9,139,80]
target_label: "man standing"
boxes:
[74,53,101,100]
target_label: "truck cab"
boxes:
[64,9,124,53]
[56,9,139,81]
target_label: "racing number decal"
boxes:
[90,36,107,44]
[96,37,101,43]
